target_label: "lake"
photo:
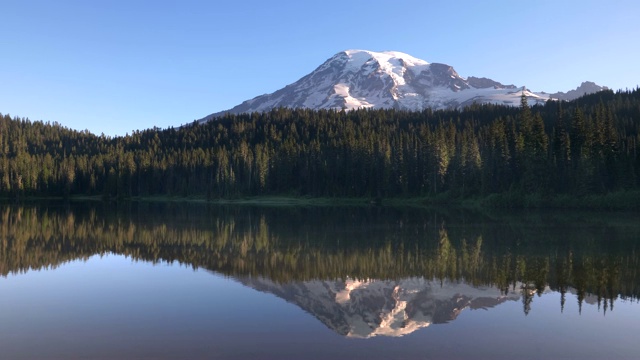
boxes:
[0,203,639,359]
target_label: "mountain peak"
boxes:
[199,50,605,122]
[341,49,430,67]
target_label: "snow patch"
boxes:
[332,83,374,110]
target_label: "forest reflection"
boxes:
[1,202,639,315]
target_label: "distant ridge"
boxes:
[550,81,608,101]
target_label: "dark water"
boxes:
[0,203,639,359]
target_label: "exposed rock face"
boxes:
[467,76,516,89]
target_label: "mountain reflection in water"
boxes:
[1,203,639,339]
[236,276,522,338]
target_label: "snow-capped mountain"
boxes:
[200,50,606,122]
[236,276,523,338]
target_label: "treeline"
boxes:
[1,89,640,201]
[1,204,639,310]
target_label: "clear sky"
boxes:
[1,0,639,136]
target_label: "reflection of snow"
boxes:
[238,276,523,338]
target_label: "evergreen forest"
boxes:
[1,89,640,207]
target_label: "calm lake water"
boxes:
[0,203,639,359]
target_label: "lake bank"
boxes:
[135,190,640,211]
[2,189,639,211]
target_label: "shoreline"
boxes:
[1,190,639,211]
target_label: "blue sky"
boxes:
[1,0,639,136]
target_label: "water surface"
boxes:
[0,203,638,359]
